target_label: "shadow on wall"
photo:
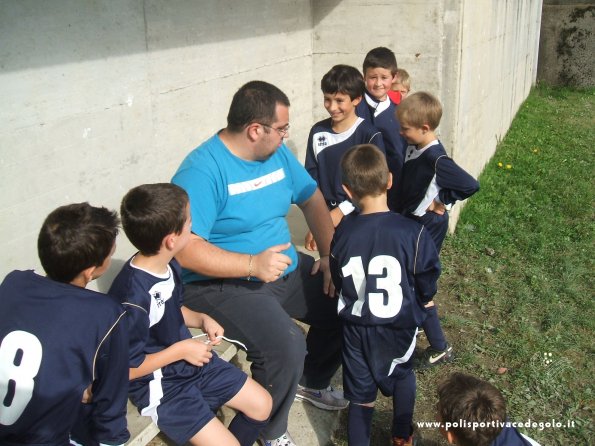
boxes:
[0,0,342,73]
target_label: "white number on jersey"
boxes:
[0,330,43,425]
[342,255,404,318]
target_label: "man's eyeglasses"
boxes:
[257,123,290,138]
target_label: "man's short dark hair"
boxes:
[363,47,398,75]
[437,373,507,446]
[341,144,389,198]
[227,80,290,132]
[121,183,189,256]
[321,65,364,100]
[38,203,119,283]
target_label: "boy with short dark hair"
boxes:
[304,64,385,249]
[437,373,540,446]
[329,144,441,446]
[109,183,272,446]
[356,47,407,194]
[394,92,479,369]
[0,203,130,445]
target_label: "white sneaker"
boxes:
[259,431,297,446]
[295,385,349,410]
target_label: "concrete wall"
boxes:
[0,0,543,283]
[538,1,595,86]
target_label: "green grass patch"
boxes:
[332,85,595,445]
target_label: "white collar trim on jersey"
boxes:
[129,256,172,279]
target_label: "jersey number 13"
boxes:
[341,255,403,318]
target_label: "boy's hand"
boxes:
[311,255,336,297]
[427,199,446,215]
[178,338,213,367]
[201,314,224,345]
[304,231,317,251]
[81,384,93,403]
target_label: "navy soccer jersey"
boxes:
[305,117,385,212]
[356,92,407,180]
[0,270,129,446]
[108,258,247,444]
[330,212,440,328]
[393,141,480,216]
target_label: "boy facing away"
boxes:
[108,183,272,446]
[394,91,479,370]
[304,64,385,250]
[329,144,441,446]
[437,373,541,446]
[0,203,129,445]
[356,47,407,193]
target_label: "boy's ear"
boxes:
[342,184,354,200]
[81,266,96,284]
[422,123,431,134]
[163,233,176,251]
[439,426,457,444]
[352,95,362,106]
[446,431,457,444]
[387,172,393,191]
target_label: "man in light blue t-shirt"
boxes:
[172,81,347,446]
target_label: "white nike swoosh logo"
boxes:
[429,351,448,364]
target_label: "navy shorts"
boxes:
[139,354,247,444]
[342,323,417,403]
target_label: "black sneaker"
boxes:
[414,344,454,369]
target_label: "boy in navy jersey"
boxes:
[356,47,407,200]
[329,144,441,446]
[109,183,271,446]
[304,64,385,250]
[0,203,130,445]
[437,373,540,446]
[394,92,479,370]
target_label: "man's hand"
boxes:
[253,243,292,282]
[311,255,335,297]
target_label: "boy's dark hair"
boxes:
[38,203,119,283]
[396,91,443,130]
[341,144,389,198]
[121,183,189,256]
[437,373,507,446]
[227,80,291,133]
[363,47,398,75]
[321,65,364,100]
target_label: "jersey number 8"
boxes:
[0,330,42,425]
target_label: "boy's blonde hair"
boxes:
[394,68,411,90]
[396,91,442,130]
[341,144,389,198]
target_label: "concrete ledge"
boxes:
[125,329,238,445]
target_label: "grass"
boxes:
[331,84,595,445]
